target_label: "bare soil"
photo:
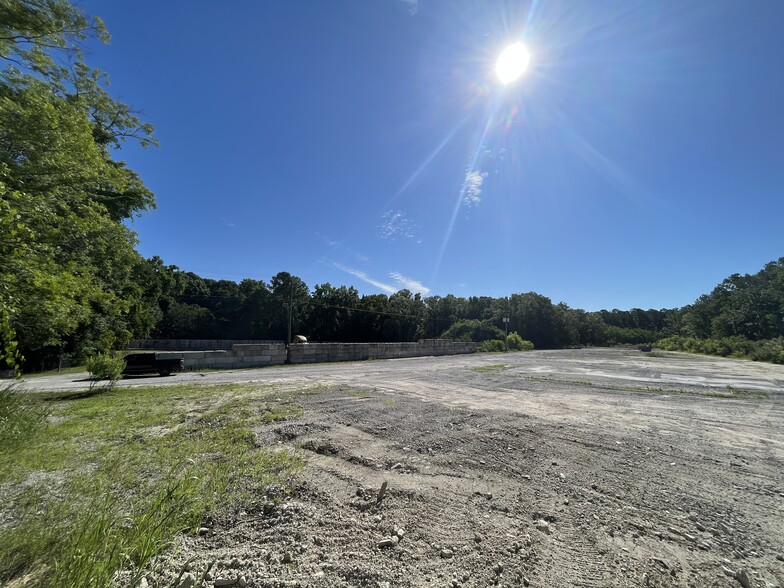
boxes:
[38,349,784,588]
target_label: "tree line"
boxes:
[1,1,782,372]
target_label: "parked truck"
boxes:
[122,352,184,377]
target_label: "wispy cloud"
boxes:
[221,217,237,228]
[462,170,487,206]
[389,272,430,294]
[379,210,418,241]
[400,0,418,15]
[334,263,396,294]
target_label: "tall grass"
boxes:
[0,383,303,588]
[0,385,48,452]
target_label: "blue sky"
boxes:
[82,0,784,311]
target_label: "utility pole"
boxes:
[287,276,293,344]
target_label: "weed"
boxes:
[472,364,506,373]
[0,382,304,587]
[0,385,48,453]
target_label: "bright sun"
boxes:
[495,42,530,85]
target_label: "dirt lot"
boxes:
[25,349,784,587]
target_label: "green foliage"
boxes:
[1,1,157,370]
[604,325,658,345]
[682,259,784,341]
[0,382,303,587]
[656,335,784,364]
[442,319,504,342]
[479,339,507,352]
[506,332,534,351]
[0,385,48,451]
[85,353,125,384]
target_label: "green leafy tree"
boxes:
[1,0,157,369]
[441,319,504,342]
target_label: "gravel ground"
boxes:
[23,349,784,587]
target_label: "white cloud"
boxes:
[221,217,237,228]
[462,170,487,206]
[334,263,397,294]
[379,210,418,241]
[400,0,418,15]
[389,272,430,295]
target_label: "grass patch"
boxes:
[472,364,507,373]
[0,382,304,588]
[22,366,87,378]
[0,386,49,452]
[521,376,767,399]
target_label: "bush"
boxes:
[656,335,784,364]
[506,332,534,351]
[85,353,126,388]
[479,339,507,352]
[750,338,784,364]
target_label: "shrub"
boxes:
[506,332,534,351]
[479,339,507,352]
[750,338,784,364]
[85,353,126,389]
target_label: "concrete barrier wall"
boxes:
[181,344,288,369]
[288,339,477,364]
[129,339,282,351]
[130,339,475,370]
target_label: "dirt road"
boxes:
[28,349,784,587]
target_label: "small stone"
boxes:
[378,538,397,549]
[396,528,405,538]
[198,527,210,535]
[214,579,236,587]
[722,566,736,577]
[493,562,503,575]
[777,554,784,562]
[313,535,324,546]
[372,514,383,523]
[177,573,195,588]
[138,578,149,588]
[536,520,552,535]
[563,499,570,505]
[282,551,293,563]
[204,570,213,581]
[440,548,454,559]
[391,462,403,470]
[523,577,530,586]
[735,569,752,588]
[237,577,248,588]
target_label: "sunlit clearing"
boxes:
[495,42,530,85]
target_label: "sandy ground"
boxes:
[22,349,784,587]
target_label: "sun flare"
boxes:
[495,42,530,85]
